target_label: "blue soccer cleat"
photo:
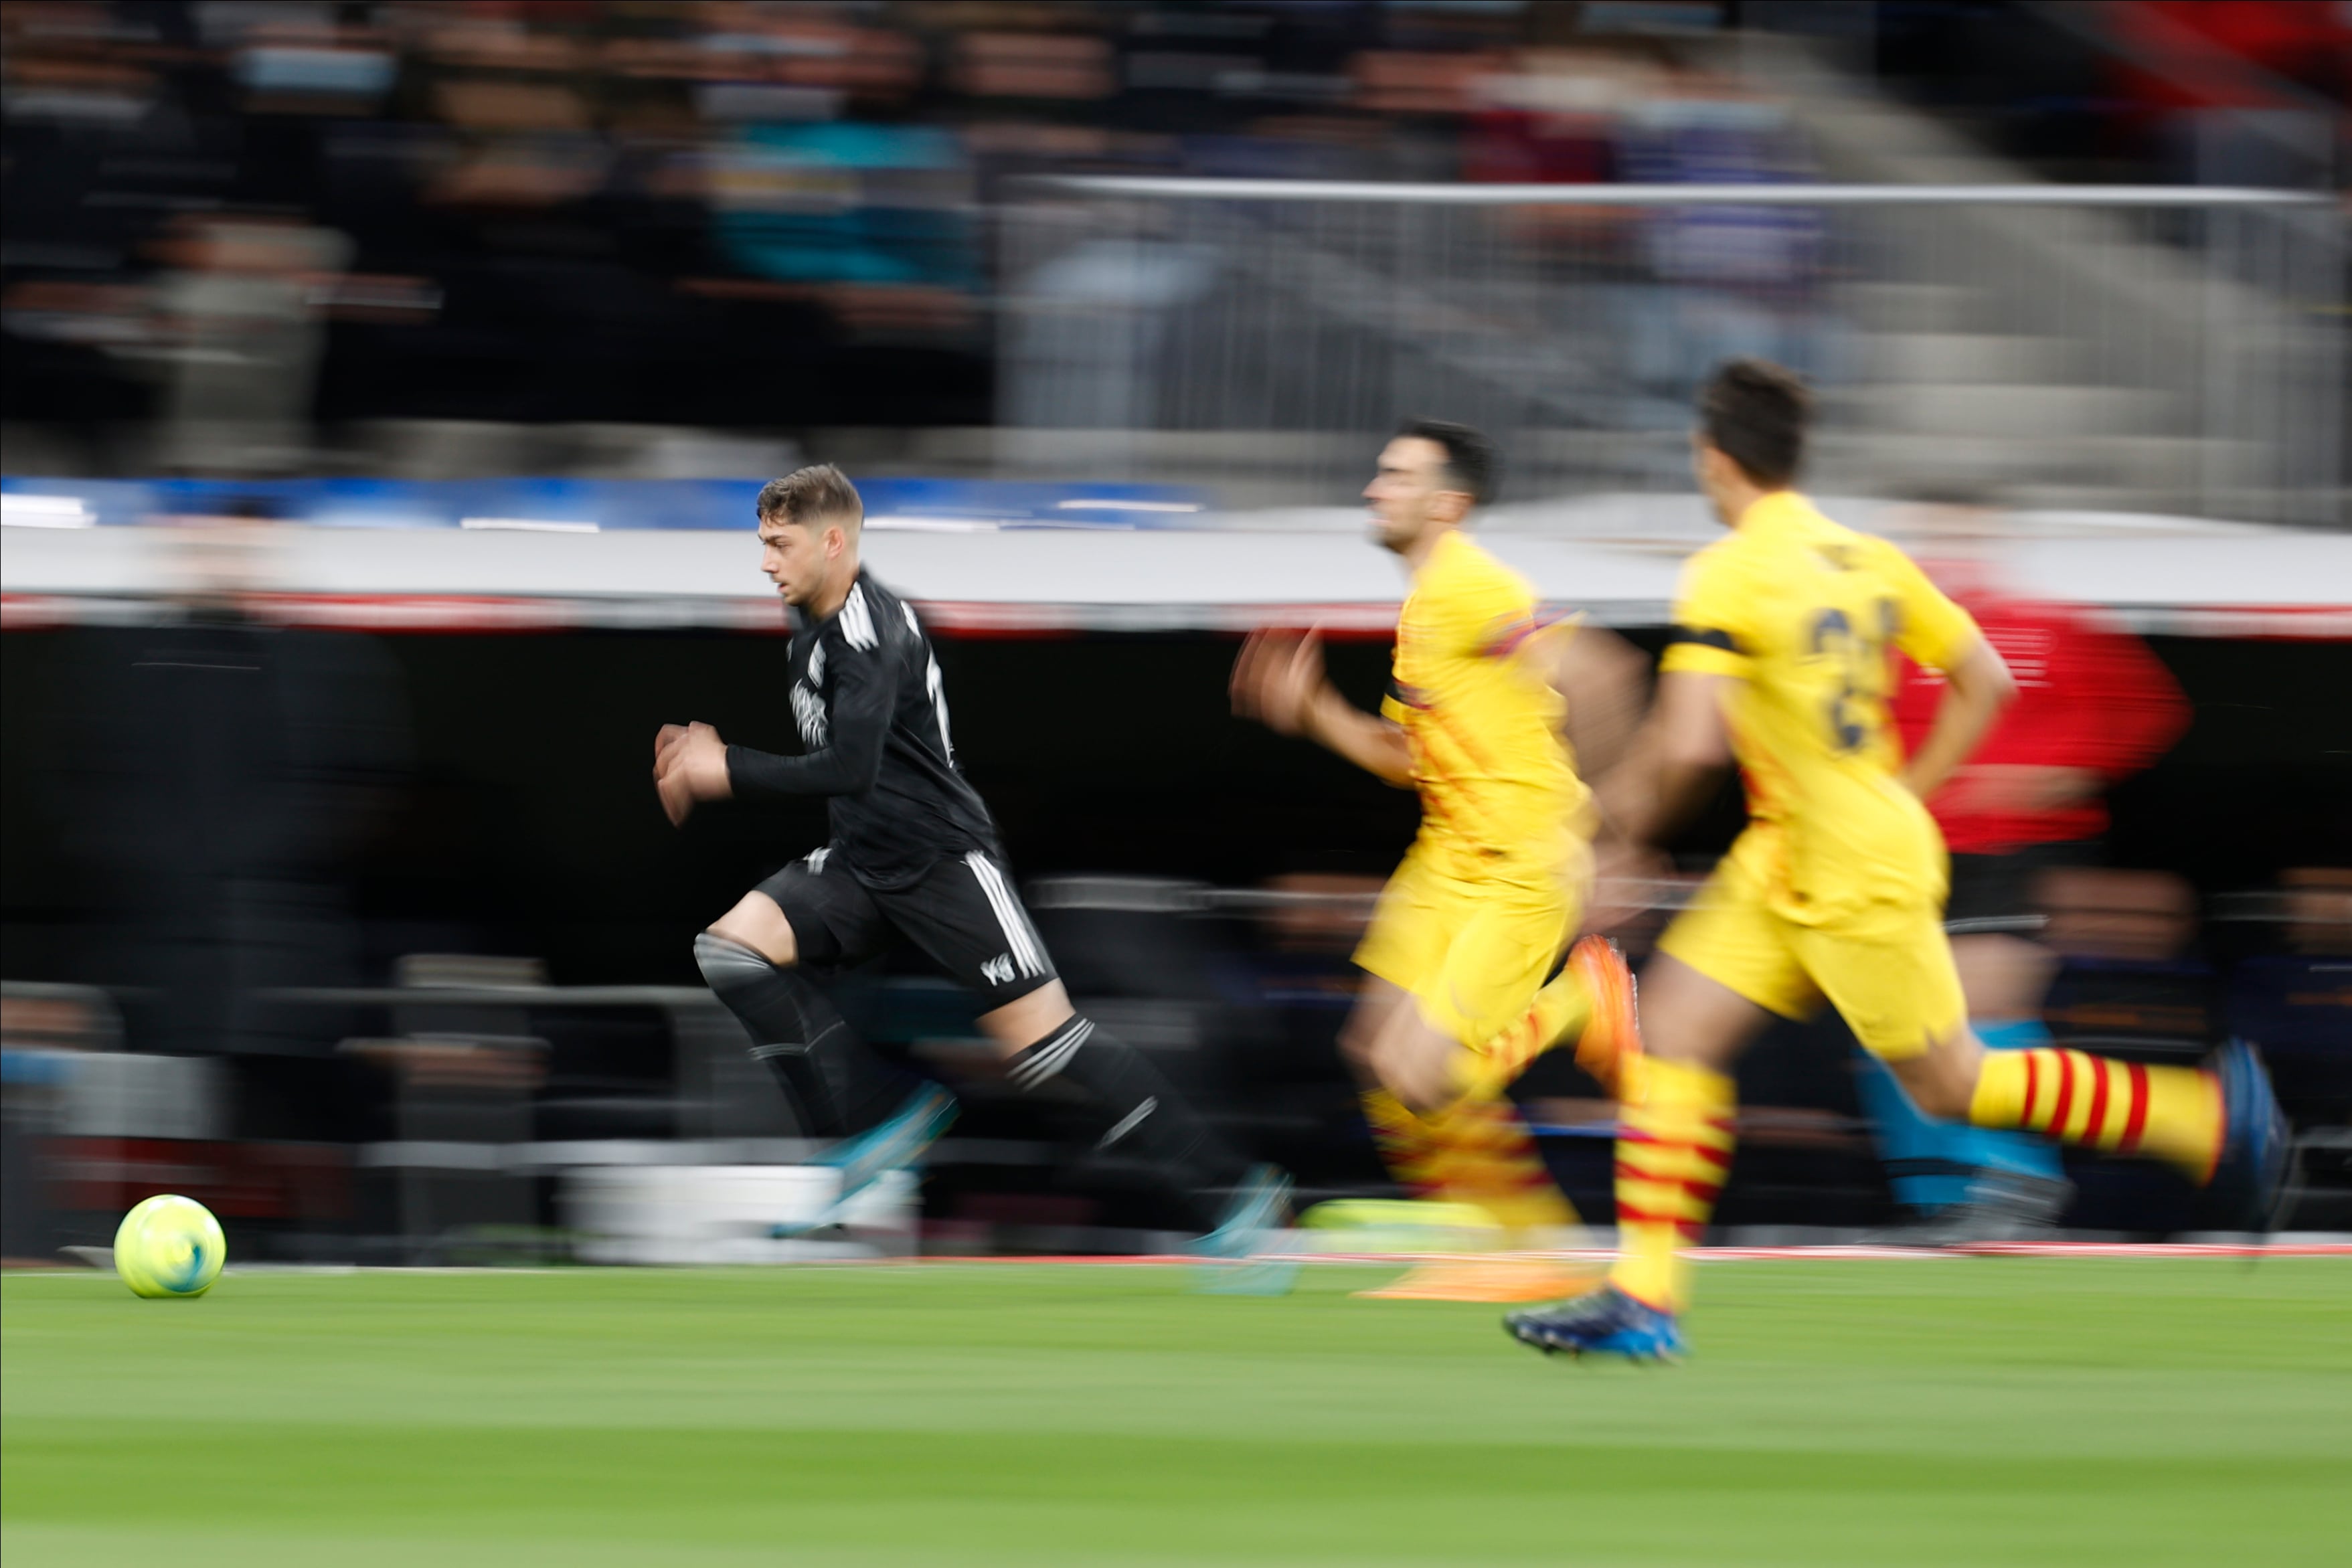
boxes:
[1192,1164,1298,1296]
[1505,1286,1687,1363]
[2197,1039,2292,1234]
[774,1083,958,1238]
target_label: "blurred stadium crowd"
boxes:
[6,1,2342,474]
[0,0,1804,458]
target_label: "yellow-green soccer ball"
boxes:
[114,1194,226,1299]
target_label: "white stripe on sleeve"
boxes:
[839,584,877,650]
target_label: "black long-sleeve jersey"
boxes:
[724,570,999,890]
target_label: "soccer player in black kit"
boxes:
[653,466,1289,1275]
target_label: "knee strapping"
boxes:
[695,930,916,1138]
[694,930,782,990]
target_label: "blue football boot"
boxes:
[1193,1164,1299,1296]
[1505,1286,1687,1363]
[2197,1039,2292,1235]
[773,1083,958,1238]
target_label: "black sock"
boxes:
[693,932,914,1137]
[1008,1015,1252,1231]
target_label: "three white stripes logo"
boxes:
[966,853,1045,979]
[839,584,877,650]
[1011,1017,1092,1090]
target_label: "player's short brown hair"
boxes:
[756,464,863,534]
[1698,358,1810,488]
[1394,418,1499,506]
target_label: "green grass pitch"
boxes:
[5,1258,2347,1566]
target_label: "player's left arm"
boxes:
[1537,621,1651,782]
[1881,544,2017,801]
[725,637,897,802]
[653,637,899,825]
[1592,548,1750,848]
[1901,637,2013,802]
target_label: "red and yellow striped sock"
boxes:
[1607,1057,1735,1314]
[1361,1087,1576,1234]
[1361,1085,1440,1193]
[1968,1047,2222,1180]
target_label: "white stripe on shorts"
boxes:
[965,851,1045,978]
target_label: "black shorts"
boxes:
[1945,840,2096,938]
[754,847,1059,1012]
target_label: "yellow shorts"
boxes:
[1353,847,1576,1050]
[1657,843,1966,1061]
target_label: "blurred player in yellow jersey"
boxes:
[1507,361,2290,1362]
[1233,420,1647,1301]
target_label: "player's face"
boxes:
[758,516,831,606]
[1364,437,1450,553]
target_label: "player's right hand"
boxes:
[655,763,696,828]
[1232,628,1324,737]
[652,721,731,826]
[653,723,694,823]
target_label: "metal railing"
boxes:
[999,179,2345,525]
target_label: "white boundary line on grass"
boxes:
[11,1243,2347,1279]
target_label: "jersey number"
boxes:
[1809,601,1896,753]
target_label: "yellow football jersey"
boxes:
[1380,529,1592,883]
[1659,492,1981,921]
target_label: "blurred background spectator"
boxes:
[33,511,410,1111]
[0,0,1874,460]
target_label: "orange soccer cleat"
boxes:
[1567,935,1641,1101]
[1357,1255,1604,1303]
